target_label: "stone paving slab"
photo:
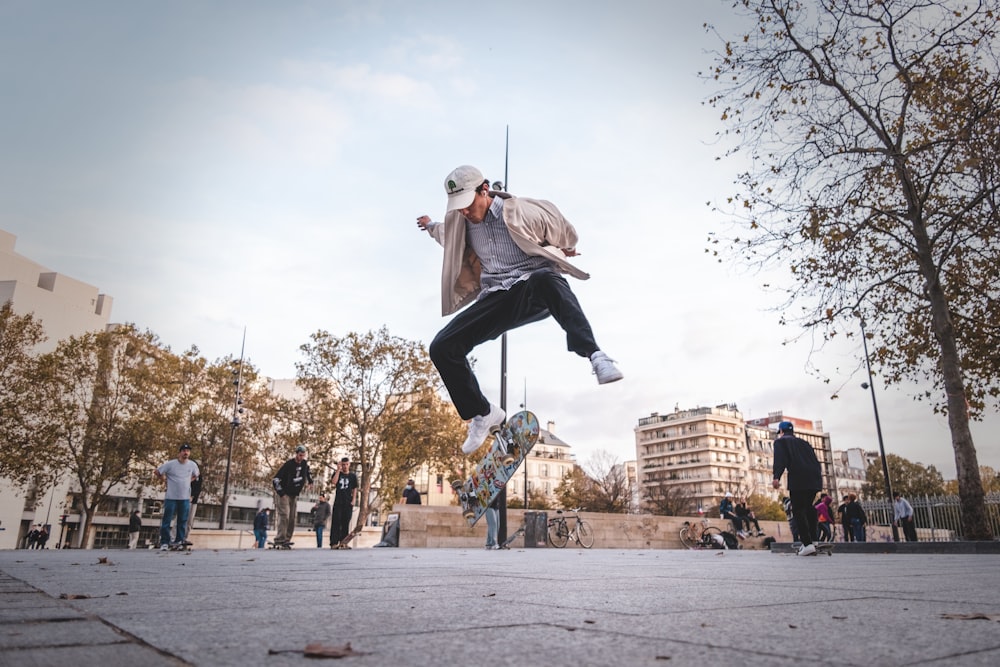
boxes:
[1,548,999,667]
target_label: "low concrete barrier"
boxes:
[392,504,786,550]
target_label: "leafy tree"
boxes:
[148,348,284,508]
[23,325,166,546]
[295,327,454,532]
[863,454,946,499]
[945,466,1000,495]
[0,304,47,494]
[507,487,554,511]
[555,452,631,514]
[705,0,999,539]
[746,493,785,522]
[642,482,699,516]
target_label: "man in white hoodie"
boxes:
[417,165,623,454]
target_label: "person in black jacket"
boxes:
[771,420,823,556]
[128,510,142,549]
[272,446,313,547]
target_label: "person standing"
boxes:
[401,479,421,505]
[271,445,313,548]
[329,457,358,548]
[155,443,200,550]
[128,510,142,549]
[846,493,868,542]
[836,495,853,542]
[893,492,918,542]
[772,421,823,556]
[416,165,623,455]
[253,507,270,549]
[312,495,332,548]
[483,495,501,550]
[815,494,834,542]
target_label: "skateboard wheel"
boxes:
[451,480,463,490]
[463,510,475,520]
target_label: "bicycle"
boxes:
[547,508,594,548]
[678,517,726,549]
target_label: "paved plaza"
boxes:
[1,546,999,666]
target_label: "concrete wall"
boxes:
[392,505,783,550]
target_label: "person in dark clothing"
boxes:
[329,457,359,548]
[736,501,764,537]
[128,510,142,549]
[253,507,269,549]
[845,493,868,542]
[401,479,422,505]
[772,420,823,556]
[837,495,853,542]
[272,445,313,547]
[719,492,745,536]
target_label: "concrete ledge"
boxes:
[770,540,1000,554]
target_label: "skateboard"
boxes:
[331,527,363,549]
[450,410,540,527]
[268,541,293,550]
[161,540,193,552]
[814,542,834,556]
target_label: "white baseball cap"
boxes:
[444,165,485,212]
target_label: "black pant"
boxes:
[330,502,353,545]
[789,489,819,546]
[900,517,918,542]
[429,270,598,420]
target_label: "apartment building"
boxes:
[635,404,837,515]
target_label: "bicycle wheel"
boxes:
[678,526,696,549]
[575,520,594,548]
[548,520,569,548]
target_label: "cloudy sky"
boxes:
[2,1,996,479]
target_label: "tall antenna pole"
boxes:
[220,327,246,530]
[498,125,510,544]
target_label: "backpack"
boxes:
[719,531,741,550]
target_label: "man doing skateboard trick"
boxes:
[417,165,623,454]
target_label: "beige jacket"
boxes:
[426,193,590,316]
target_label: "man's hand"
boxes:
[416,215,432,230]
[771,479,781,490]
[562,247,579,257]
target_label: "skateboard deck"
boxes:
[331,527,363,549]
[268,541,293,550]
[815,542,834,556]
[451,410,540,527]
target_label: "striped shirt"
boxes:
[466,196,553,299]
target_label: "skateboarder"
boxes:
[329,457,358,548]
[416,165,623,455]
[155,444,200,550]
[771,421,822,556]
[271,445,313,548]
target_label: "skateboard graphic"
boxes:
[268,541,293,550]
[160,540,193,552]
[451,411,540,527]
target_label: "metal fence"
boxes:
[861,492,1000,541]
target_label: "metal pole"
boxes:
[497,125,510,545]
[859,318,899,542]
[219,328,246,530]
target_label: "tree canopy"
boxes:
[863,453,946,498]
[705,0,999,539]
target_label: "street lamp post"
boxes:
[859,318,899,542]
[219,329,246,530]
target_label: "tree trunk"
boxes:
[914,222,989,539]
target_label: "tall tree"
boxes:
[705,0,999,539]
[24,326,166,546]
[0,304,47,493]
[556,452,631,514]
[295,327,451,532]
[863,453,945,498]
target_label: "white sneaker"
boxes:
[160,544,169,551]
[797,543,817,557]
[461,404,505,454]
[590,351,623,384]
